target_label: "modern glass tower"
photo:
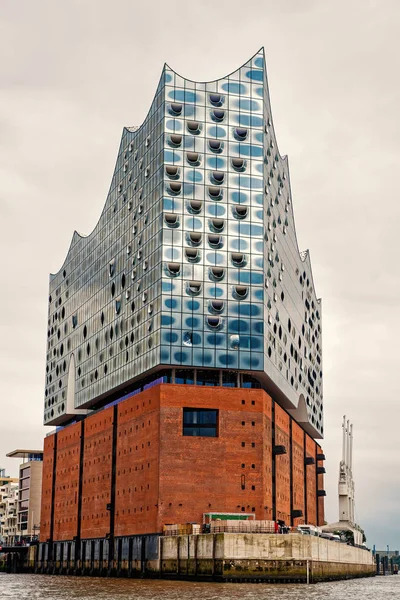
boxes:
[44,48,322,439]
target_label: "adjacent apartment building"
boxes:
[0,469,19,545]
[7,450,43,541]
[39,49,325,557]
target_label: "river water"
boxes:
[0,574,399,600]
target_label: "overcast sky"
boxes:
[1,0,399,549]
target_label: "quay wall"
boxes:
[29,533,375,582]
[160,533,374,581]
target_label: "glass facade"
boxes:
[44,49,323,438]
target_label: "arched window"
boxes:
[231,158,246,171]
[209,267,224,281]
[208,139,223,153]
[168,182,181,195]
[233,285,248,299]
[208,234,223,249]
[188,200,202,214]
[208,186,223,200]
[234,127,248,140]
[187,232,202,246]
[165,165,179,178]
[211,109,225,122]
[233,205,248,219]
[170,103,183,115]
[166,263,181,276]
[210,218,224,232]
[169,134,182,146]
[187,121,201,134]
[207,316,223,330]
[231,253,246,267]
[211,171,225,184]
[185,248,200,263]
[209,93,223,106]
[186,281,202,295]
[209,300,224,313]
[164,213,179,228]
[186,152,200,165]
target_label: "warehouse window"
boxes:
[183,408,218,437]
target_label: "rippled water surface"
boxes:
[1,574,399,600]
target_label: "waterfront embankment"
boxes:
[3,532,375,583]
[159,532,374,582]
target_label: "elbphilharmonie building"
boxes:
[40,49,325,551]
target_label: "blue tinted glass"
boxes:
[238,176,263,189]
[246,69,263,81]
[238,98,259,111]
[183,409,217,425]
[164,331,178,343]
[187,300,200,311]
[231,191,248,203]
[183,427,216,437]
[238,114,263,127]
[187,170,203,182]
[168,89,197,102]
[209,125,226,138]
[161,315,173,326]
[165,298,178,309]
[237,145,263,157]
[221,82,246,94]
[164,149,181,162]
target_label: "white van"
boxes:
[297,525,322,536]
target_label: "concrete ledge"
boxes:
[159,533,375,582]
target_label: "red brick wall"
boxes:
[114,387,160,536]
[157,385,269,528]
[39,434,55,542]
[274,404,291,524]
[53,422,81,541]
[291,421,305,526]
[81,407,113,539]
[262,395,273,520]
[40,383,325,540]
[305,434,317,525]
[316,443,325,526]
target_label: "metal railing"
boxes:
[163,525,276,536]
[209,526,276,534]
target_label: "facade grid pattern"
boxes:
[44,49,323,439]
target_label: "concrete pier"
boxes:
[159,533,375,582]
[28,533,375,583]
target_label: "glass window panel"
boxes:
[183,408,218,437]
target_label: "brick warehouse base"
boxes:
[40,383,325,556]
